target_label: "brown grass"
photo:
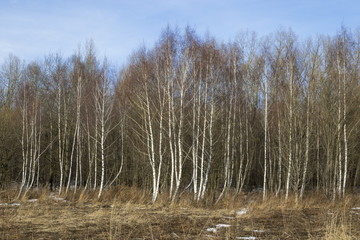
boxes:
[0,187,359,239]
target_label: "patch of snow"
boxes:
[236,237,256,240]
[351,207,360,210]
[236,208,248,215]
[224,216,235,219]
[252,230,264,233]
[27,199,38,202]
[170,232,180,238]
[50,194,66,202]
[216,224,231,228]
[0,203,21,207]
[49,194,66,202]
[52,197,66,201]
[350,211,360,215]
[206,223,232,234]
[206,228,217,233]
[204,235,214,238]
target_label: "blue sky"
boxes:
[0,0,359,66]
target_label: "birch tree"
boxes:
[96,62,115,198]
[18,63,46,198]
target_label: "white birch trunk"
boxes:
[98,78,106,198]
[276,110,282,197]
[197,79,208,201]
[57,81,64,194]
[300,80,311,198]
[263,64,268,200]
[341,50,348,197]
[93,103,98,190]
[336,56,342,198]
[285,62,293,201]
[66,76,81,193]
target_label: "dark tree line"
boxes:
[0,27,359,201]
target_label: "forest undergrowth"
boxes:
[0,186,359,239]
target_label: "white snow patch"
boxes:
[206,228,217,233]
[170,232,180,238]
[216,224,231,228]
[351,207,360,210]
[252,230,264,233]
[236,208,248,215]
[350,211,360,215]
[236,237,256,240]
[224,216,235,219]
[50,193,66,202]
[27,199,38,202]
[49,194,66,202]
[0,203,20,206]
[206,223,231,234]
[52,197,66,201]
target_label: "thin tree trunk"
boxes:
[285,62,294,201]
[276,110,282,197]
[300,81,311,198]
[263,64,268,200]
[57,82,64,194]
[342,60,348,197]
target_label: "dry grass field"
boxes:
[1,187,359,239]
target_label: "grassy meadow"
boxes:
[0,187,359,239]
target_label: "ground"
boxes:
[0,190,359,239]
